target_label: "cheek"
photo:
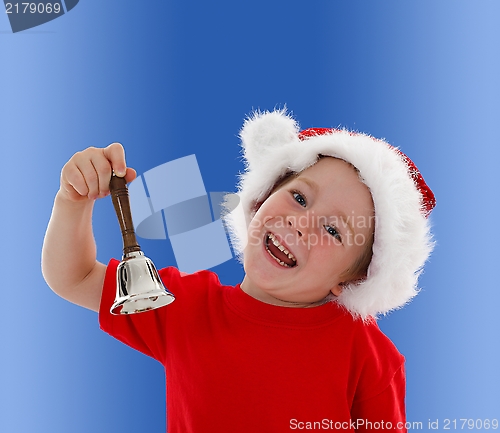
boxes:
[244,229,265,261]
[308,244,350,275]
[248,207,268,229]
[242,244,259,276]
[245,208,270,243]
[246,220,262,245]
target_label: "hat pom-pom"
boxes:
[240,109,300,168]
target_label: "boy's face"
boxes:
[241,157,374,307]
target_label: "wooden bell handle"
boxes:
[109,175,141,256]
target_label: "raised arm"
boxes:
[42,143,136,312]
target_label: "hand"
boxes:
[59,143,137,203]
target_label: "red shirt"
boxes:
[100,259,407,432]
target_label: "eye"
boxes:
[324,225,342,243]
[292,191,307,207]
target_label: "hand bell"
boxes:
[109,174,175,315]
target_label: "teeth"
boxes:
[266,233,297,266]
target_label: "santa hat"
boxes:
[224,109,436,320]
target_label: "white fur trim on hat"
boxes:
[224,109,434,320]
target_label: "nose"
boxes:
[287,214,309,238]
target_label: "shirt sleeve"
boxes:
[350,364,407,432]
[99,258,176,365]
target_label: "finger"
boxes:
[77,158,100,199]
[103,142,127,177]
[89,152,113,197]
[124,167,137,184]
[61,161,89,199]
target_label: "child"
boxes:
[42,109,435,433]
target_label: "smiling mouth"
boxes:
[265,233,297,268]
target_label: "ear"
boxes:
[330,284,343,297]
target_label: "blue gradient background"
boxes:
[1,1,499,432]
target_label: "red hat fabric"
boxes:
[298,127,436,217]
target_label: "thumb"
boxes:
[103,142,127,177]
[124,167,137,183]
